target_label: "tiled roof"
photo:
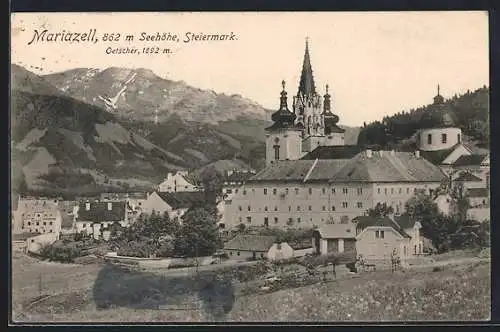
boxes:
[12,232,41,241]
[454,172,483,182]
[156,191,206,210]
[301,145,364,160]
[223,235,277,252]
[76,201,126,223]
[394,214,418,230]
[329,150,446,183]
[306,160,351,182]
[249,160,315,182]
[353,216,411,238]
[467,188,489,198]
[314,224,356,239]
[453,154,488,167]
[225,171,255,183]
[419,145,458,165]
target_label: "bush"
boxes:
[39,241,82,263]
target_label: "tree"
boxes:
[175,206,220,257]
[201,166,224,207]
[366,202,394,218]
[450,182,469,222]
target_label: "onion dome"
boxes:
[419,84,458,129]
[266,80,298,130]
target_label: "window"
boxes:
[43,222,46,226]
[384,188,388,195]
[343,188,348,195]
[322,188,326,195]
[260,253,264,258]
[308,205,312,211]
[274,217,278,224]
[273,188,277,195]
[297,217,301,223]
[297,206,301,211]
[235,189,239,194]
[274,145,280,160]
[427,134,432,144]
[357,202,363,208]
[406,188,410,194]
[331,206,336,211]
[399,188,402,194]
[441,133,447,144]
[378,188,381,194]
[391,188,394,194]
[457,133,461,143]
[375,230,380,238]
[230,251,233,256]
[36,222,39,226]
[357,188,363,195]
[308,188,313,195]
[27,222,31,226]
[288,206,292,211]
[414,245,417,254]
[239,217,242,223]
[322,206,326,211]
[83,223,87,228]
[295,188,299,195]
[49,229,53,233]
[380,231,385,239]
[243,189,247,195]
[342,202,348,208]
[238,206,242,211]
[247,217,252,223]
[285,188,289,195]
[264,188,268,195]
[237,252,241,256]
[332,188,336,194]
[341,216,349,224]
[248,206,251,211]
[264,206,268,211]
[264,217,269,226]
[274,206,278,211]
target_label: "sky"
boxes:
[11,12,489,126]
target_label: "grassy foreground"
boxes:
[11,252,490,322]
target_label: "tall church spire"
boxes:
[298,38,316,97]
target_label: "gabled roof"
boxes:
[314,224,356,239]
[156,191,206,210]
[453,154,489,167]
[301,145,364,160]
[420,145,458,165]
[353,216,411,238]
[225,171,255,183]
[467,188,489,198]
[249,160,315,182]
[454,172,483,182]
[76,201,126,222]
[329,150,446,183]
[223,235,277,252]
[394,214,419,230]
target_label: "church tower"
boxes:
[417,85,461,152]
[265,80,303,165]
[322,84,346,146]
[293,38,325,152]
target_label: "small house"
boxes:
[158,171,201,193]
[141,191,206,221]
[267,242,294,261]
[353,216,412,262]
[75,201,127,240]
[394,214,424,255]
[223,234,277,261]
[312,223,356,256]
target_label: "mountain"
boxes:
[43,67,272,124]
[357,86,489,150]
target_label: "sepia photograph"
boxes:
[10,11,490,323]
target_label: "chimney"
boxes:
[107,202,112,211]
[415,150,420,158]
[85,202,90,211]
[390,150,395,157]
[366,149,372,158]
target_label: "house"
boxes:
[22,232,59,254]
[75,201,128,240]
[466,188,490,222]
[453,171,485,190]
[452,154,490,186]
[158,171,201,193]
[394,214,424,256]
[12,232,40,253]
[312,224,357,255]
[223,234,277,261]
[353,216,413,263]
[434,193,453,216]
[267,242,295,261]
[141,191,206,221]
[222,170,257,196]
[16,199,62,236]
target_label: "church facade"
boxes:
[265,39,345,166]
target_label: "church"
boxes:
[221,39,490,231]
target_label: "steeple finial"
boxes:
[437,84,440,96]
[323,83,331,113]
[279,80,289,111]
[326,84,329,95]
[282,79,286,91]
